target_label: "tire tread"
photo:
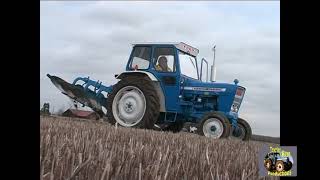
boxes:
[106,75,160,129]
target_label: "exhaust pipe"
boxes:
[210,45,216,82]
[210,65,216,82]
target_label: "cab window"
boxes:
[153,47,176,72]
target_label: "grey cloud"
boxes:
[83,7,150,28]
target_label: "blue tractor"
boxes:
[264,152,293,172]
[47,42,252,140]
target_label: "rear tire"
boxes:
[264,159,273,171]
[106,75,160,129]
[197,112,231,139]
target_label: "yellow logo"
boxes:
[263,146,294,176]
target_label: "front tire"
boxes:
[197,112,231,139]
[232,118,252,141]
[106,76,160,129]
[276,161,285,172]
[284,161,293,171]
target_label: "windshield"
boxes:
[178,51,198,79]
[274,153,281,158]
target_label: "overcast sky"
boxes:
[40,1,280,137]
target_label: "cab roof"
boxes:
[131,42,199,57]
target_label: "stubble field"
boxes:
[40,116,279,180]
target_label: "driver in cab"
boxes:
[155,56,172,72]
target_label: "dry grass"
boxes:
[40,116,279,180]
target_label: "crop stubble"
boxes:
[40,116,279,180]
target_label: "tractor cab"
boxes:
[127,42,199,78]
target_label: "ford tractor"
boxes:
[47,42,252,140]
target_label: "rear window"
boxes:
[130,46,151,70]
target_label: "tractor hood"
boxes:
[181,75,240,96]
[180,75,246,114]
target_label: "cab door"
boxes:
[151,45,180,112]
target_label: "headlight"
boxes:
[231,104,238,112]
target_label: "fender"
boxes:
[116,71,158,81]
[116,71,166,112]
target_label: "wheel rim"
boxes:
[203,118,224,138]
[112,86,146,127]
[266,162,270,168]
[276,162,284,171]
[265,161,271,169]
